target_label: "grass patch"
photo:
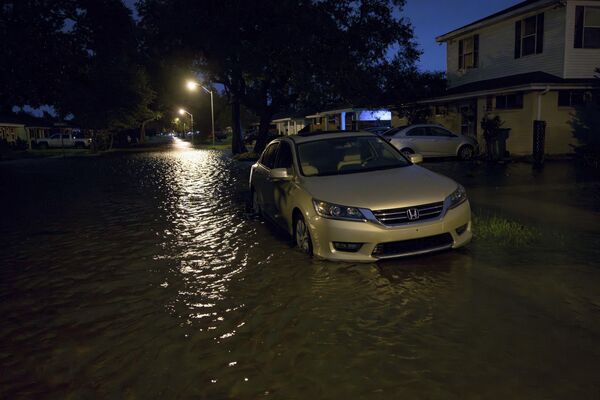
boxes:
[472,213,540,246]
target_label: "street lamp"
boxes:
[186,80,215,146]
[178,108,193,138]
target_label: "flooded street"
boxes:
[2,142,600,399]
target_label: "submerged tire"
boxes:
[458,145,475,161]
[293,213,313,256]
[251,189,262,216]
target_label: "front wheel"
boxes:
[251,189,262,217]
[458,145,475,161]
[294,213,313,256]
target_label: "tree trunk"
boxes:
[254,112,274,155]
[139,117,154,145]
[230,95,247,155]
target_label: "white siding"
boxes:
[564,0,600,78]
[447,6,566,88]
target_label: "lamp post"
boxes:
[178,108,193,140]
[186,80,215,146]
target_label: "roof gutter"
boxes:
[418,83,596,104]
[436,0,560,42]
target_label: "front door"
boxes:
[271,141,295,229]
[255,142,279,219]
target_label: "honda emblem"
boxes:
[407,208,420,221]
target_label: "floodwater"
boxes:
[1,140,600,399]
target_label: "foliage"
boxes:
[473,213,540,246]
[570,86,600,168]
[0,1,79,112]
[138,0,419,154]
[480,114,505,140]
[1,0,154,132]
[387,70,446,124]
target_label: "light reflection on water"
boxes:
[1,148,600,398]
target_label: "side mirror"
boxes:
[409,153,423,164]
[270,168,292,181]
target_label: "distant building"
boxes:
[306,107,392,132]
[272,115,307,136]
[420,0,600,155]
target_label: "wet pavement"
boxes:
[1,140,600,399]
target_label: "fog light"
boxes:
[456,223,468,235]
[333,242,363,252]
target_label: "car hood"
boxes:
[300,165,458,210]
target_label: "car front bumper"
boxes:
[306,201,472,262]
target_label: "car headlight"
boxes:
[313,199,366,221]
[446,185,468,209]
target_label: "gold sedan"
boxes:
[249,132,472,262]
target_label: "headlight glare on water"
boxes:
[313,199,365,221]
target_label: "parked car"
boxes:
[249,131,472,262]
[383,124,478,160]
[36,133,92,149]
[363,126,391,136]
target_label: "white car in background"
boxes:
[35,133,92,149]
[383,124,479,160]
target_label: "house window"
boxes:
[495,93,524,109]
[558,90,587,107]
[515,13,544,58]
[575,6,600,48]
[458,35,479,69]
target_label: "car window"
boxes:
[274,141,293,169]
[260,143,279,169]
[406,127,429,137]
[50,134,59,139]
[297,136,410,177]
[62,134,70,139]
[428,127,455,137]
[383,126,406,137]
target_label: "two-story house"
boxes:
[424,0,600,155]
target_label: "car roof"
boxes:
[286,130,377,144]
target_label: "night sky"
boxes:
[122,0,523,72]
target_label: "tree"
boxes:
[385,69,447,124]
[0,1,80,112]
[57,0,155,136]
[137,0,419,154]
[1,0,154,141]
[570,71,600,168]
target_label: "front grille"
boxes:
[372,233,453,258]
[372,201,444,226]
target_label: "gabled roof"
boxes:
[437,0,560,42]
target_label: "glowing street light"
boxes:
[178,108,193,136]
[186,80,215,146]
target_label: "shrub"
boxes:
[570,95,600,168]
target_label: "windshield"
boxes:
[297,136,410,177]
